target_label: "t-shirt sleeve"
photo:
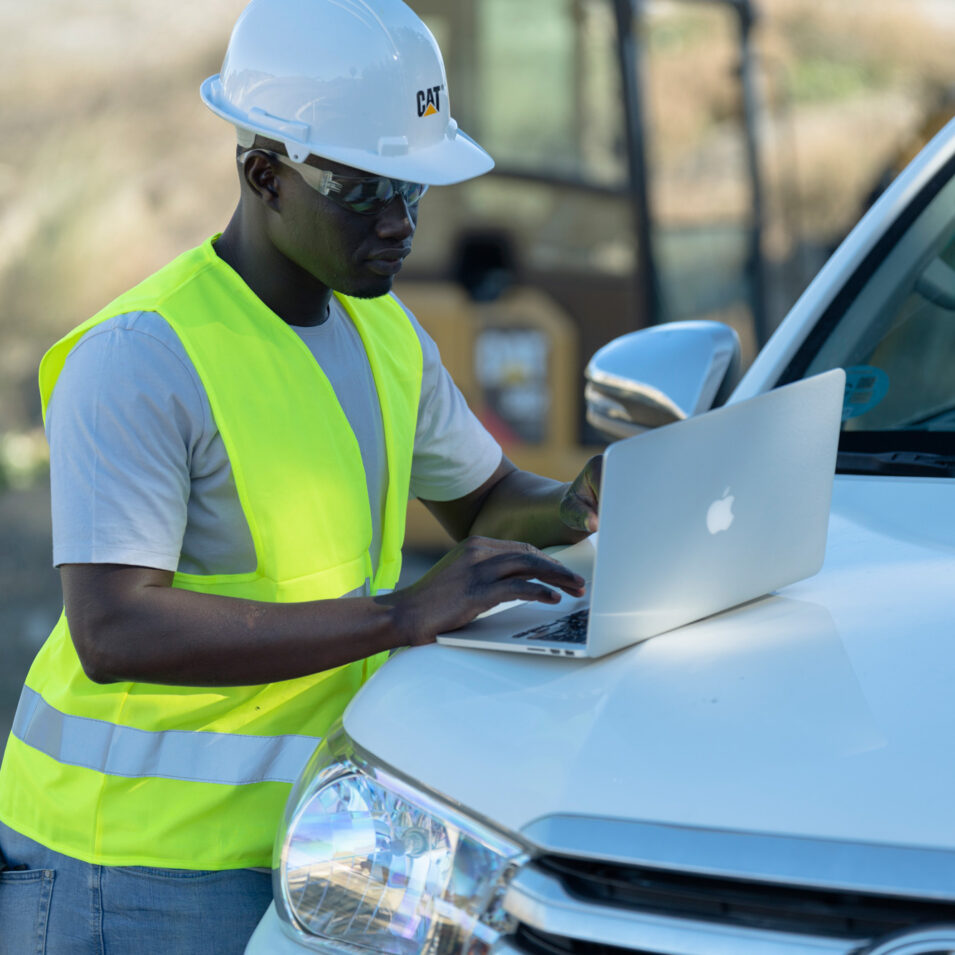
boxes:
[400,303,503,502]
[47,312,205,570]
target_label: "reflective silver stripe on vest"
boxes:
[12,686,320,786]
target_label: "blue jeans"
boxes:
[0,822,272,954]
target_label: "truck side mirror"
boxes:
[585,320,741,441]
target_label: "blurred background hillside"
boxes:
[2,0,953,465]
[1,0,953,741]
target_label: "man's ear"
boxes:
[240,153,281,209]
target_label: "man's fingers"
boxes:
[477,550,585,594]
[459,535,539,556]
[457,536,583,589]
[558,454,603,533]
[482,578,566,607]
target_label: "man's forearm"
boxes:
[63,564,408,686]
[466,468,590,547]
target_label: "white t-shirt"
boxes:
[47,297,502,578]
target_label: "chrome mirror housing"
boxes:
[585,320,741,440]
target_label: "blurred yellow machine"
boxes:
[396,0,767,547]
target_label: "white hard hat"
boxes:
[200,0,494,186]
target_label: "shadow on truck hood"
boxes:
[344,475,955,851]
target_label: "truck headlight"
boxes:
[274,724,528,953]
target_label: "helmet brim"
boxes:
[201,75,494,186]
[314,130,495,186]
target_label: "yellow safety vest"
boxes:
[0,237,422,869]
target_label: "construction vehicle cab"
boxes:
[395,0,767,546]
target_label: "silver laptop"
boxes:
[436,368,846,659]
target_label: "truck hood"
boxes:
[345,475,955,852]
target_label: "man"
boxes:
[0,0,600,951]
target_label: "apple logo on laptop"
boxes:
[706,487,735,535]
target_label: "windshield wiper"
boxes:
[837,449,955,477]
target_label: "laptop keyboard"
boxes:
[512,608,590,644]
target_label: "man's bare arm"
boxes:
[61,539,585,686]
[421,455,602,546]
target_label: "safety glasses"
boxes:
[238,150,428,216]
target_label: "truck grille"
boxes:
[538,854,955,937]
[502,856,955,955]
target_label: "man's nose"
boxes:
[375,195,417,240]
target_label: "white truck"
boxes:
[247,117,955,954]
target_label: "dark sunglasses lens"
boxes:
[334,179,381,214]
[398,182,428,205]
[336,177,427,214]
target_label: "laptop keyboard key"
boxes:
[513,608,590,644]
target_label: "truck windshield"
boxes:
[790,150,955,468]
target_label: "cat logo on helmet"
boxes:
[417,85,444,118]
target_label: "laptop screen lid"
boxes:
[435,368,844,658]
[585,367,845,656]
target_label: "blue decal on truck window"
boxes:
[842,365,889,420]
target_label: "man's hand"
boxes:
[559,454,602,534]
[384,536,586,643]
